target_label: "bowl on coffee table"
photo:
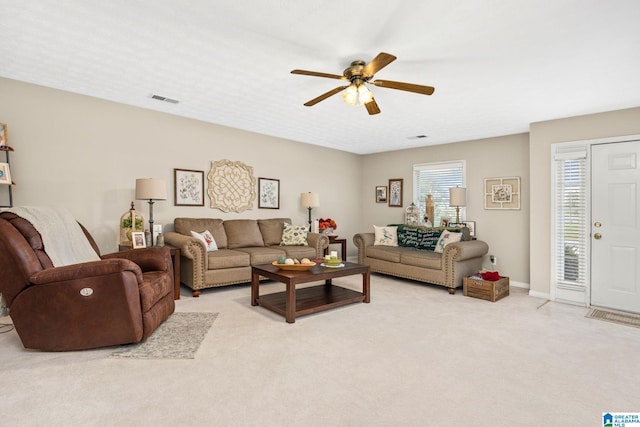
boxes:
[323,257,343,267]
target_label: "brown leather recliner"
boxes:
[0,212,175,351]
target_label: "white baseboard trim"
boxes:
[509,280,529,289]
[529,289,551,300]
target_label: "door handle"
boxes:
[594,233,602,240]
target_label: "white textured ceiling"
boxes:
[1,1,640,154]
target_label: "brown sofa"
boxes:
[164,218,329,296]
[0,211,175,351]
[353,225,489,294]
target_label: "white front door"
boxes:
[591,140,640,313]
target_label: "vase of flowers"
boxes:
[319,218,337,235]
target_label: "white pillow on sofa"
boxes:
[191,230,218,252]
[434,230,462,253]
[373,225,398,246]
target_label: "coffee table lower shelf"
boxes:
[257,284,365,320]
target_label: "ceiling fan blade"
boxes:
[364,98,381,115]
[303,85,349,106]
[362,52,397,78]
[371,79,435,95]
[291,69,347,80]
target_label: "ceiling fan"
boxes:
[291,52,435,115]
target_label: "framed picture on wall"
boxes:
[258,177,280,209]
[388,179,403,207]
[484,177,521,209]
[375,186,387,203]
[174,168,205,206]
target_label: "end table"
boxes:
[324,235,347,260]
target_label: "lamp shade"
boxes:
[300,192,320,208]
[135,178,167,200]
[449,187,467,207]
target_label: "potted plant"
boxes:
[121,215,144,241]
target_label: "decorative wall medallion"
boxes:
[207,159,256,212]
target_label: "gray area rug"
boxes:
[110,312,218,359]
[586,308,640,329]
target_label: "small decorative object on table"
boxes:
[119,202,145,245]
[322,251,343,268]
[319,218,337,235]
[272,256,316,270]
[405,202,420,225]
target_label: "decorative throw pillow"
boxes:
[373,225,398,246]
[416,228,443,251]
[191,230,218,252]
[434,230,462,253]
[280,224,309,246]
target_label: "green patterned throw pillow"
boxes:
[280,224,309,246]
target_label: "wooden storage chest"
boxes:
[463,276,509,302]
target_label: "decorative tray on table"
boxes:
[271,261,316,271]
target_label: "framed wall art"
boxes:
[207,159,256,212]
[484,176,521,209]
[388,179,403,207]
[174,168,204,206]
[375,186,387,203]
[258,177,280,209]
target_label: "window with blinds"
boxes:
[413,161,465,225]
[553,147,587,287]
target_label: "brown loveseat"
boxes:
[353,225,489,294]
[164,218,329,296]
[0,211,175,351]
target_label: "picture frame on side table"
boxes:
[484,177,521,209]
[0,162,11,185]
[450,221,476,237]
[388,179,403,207]
[131,231,146,249]
[258,177,280,209]
[174,168,205,206]
[375,185,387,203]
[462,220,476,237]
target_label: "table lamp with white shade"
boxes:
[135,178,167,246]
[449,187,467,224]
[300,192,320,230]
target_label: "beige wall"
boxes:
[0,77,361,253]
[360,134,531,285]
[4,76,639,291]
[529,106,640,296]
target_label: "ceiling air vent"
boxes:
[151,94,179,104]
[407,135,427,140]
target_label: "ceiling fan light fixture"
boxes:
[357,85,373,104]
[342,84,358,105]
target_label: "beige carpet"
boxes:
[586,308,640,329]
[1,274,640,427]
[110,312,218,359]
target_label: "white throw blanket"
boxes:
[3,206,101,267]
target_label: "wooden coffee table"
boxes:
[251,261,370,323]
